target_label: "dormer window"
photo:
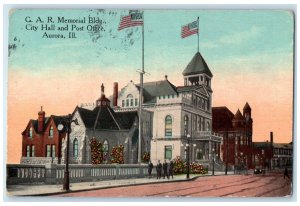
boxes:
[49,126,54,137]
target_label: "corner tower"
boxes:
[182,52,213,89]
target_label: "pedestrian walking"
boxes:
[284,167,290,179]
[163,160,168,179]
[148,161,153,178]
[169,160,174,179]
[156,160,162,179]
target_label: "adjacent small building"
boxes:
[212,103,253,169]
[21,107,67,164]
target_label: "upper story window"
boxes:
[135,98,138,106]
[184,115,189,127]
[206,121,210,131]
[49,126,54,137]
[122,100,125,107]
[29,128,33,138]
[165,115,172,137]
[73,138,78,158]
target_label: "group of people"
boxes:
[147,160,174,179]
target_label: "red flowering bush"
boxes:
[173,156,185,174]
[110,144,124,164]
[190,162,208,174]
[142,152,150,163]
[172,156,208,174]
[90,137,103,164]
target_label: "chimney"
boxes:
[38,106,45,133]
[101,83,105,97]
[270,131,273,143]
[113,82,118,107]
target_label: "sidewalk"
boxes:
[6,171,234,196]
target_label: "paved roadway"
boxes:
[54,172,292,198]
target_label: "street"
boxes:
[54,172,292,198]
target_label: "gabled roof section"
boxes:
[136,79,178,103]
[232,109,244,121]
[212,107,234,131]
[76,106,137,130]
[182,52,213,77]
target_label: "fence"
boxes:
[6,164,153,185]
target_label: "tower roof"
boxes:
[243,102,251,111]
[232,109,244,121]
[182,52,213,77]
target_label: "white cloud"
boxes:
[201,25,263,49]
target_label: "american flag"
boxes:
[118,11,143,31]
[181,20,198,38]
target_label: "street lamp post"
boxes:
[186,134,191,179]
[212,148,215,175]
[57,114,79,191]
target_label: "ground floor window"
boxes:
[46,145,51,157]
[31,145,35,157]
[164,145,172,160]
[52,145,56,158]
[197,151,203,160]
[26,145,30,157]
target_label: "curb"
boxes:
[22,176,200,197]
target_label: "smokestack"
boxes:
[270,131,273,143]
[38,106,45,133]
[113,82,118,107]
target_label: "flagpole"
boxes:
[197,16,199,53]
[138,12,144,164]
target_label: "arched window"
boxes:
[103,140,109,153]
[49,126,54,137]
[165,115,172,137]
[29,128,33,138]
[73,138,78,158]
[126,94,134,107]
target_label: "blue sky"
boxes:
[9,9,293,76]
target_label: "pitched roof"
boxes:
[212,107,234,131]
[232,109,245,121]
[21,115,68,134]
[177,84,212,93]
[182,52,213,77]
[77,106,137,130]
[136,80,178,103]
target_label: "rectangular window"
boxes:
[52,145,56,158]
[130,99,133,106]
[46,145,51,157]
[164,145,172,160]
[26,145,30,157]
[135,98,138,106]
[122,100,125,107]
[31,145,35,157]
[126,99,129,107]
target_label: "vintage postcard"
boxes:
[6,8,294,199]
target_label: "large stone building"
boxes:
[113,52,222,165]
